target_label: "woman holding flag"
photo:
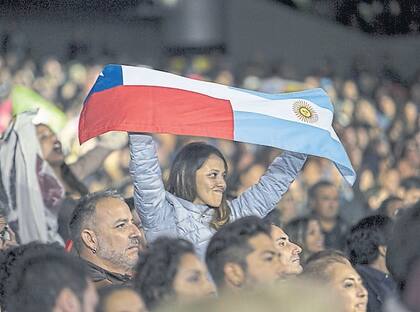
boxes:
[79,64,355,256]
[129,133,306,257]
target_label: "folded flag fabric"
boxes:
[79,64,356,185]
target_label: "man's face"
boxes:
[93,197,144,274]
[243,233,283,286]
[270,225,303,277]
[312,186,339,220]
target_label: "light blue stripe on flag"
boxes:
[230,87,334,113]
[233,111,355,185]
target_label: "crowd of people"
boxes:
[0,30,419,311]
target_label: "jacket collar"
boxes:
[84,260,131,285]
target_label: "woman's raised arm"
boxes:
[129,133,177,240]
[229,150,307,220]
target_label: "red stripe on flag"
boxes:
[79,85,234,143]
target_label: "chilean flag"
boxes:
[79,64,356,185]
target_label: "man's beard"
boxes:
[96,237,138,273]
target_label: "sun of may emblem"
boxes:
[293,100,319,123]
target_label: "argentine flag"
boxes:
[79,64,356,185]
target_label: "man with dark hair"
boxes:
[385,201,420,312]
[205,216,283,290]
[6,247,98,312]
[263,214,303,278]
[308,181,348,250]
[346,215,396,312]
[69,190,146,288]
[398,177,420,206]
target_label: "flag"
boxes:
[12,86,67,133]
[79,64,356,185]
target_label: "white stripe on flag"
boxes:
[122,65,265,102]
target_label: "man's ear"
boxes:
[378,245,387,258]
[223,262,246,289]
[81,229,98,253]
[55,288,80,312]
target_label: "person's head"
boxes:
[167,142,230,229]
[268,224,303,278]
[134,237,215,310]
[303,251,367,312]
[205,216,283,290]
[97,285,147,312]
[69,190,145,276]
[0,242,62,310]
[399,177,420,206]
[6,248,98,312]
[386,201,420,293]
[346,215,393,269]
[308,181,340,220]
[35,123,65,166]
[377,196,404,219]
[285,216,325,262]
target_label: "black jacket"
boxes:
[356,265,397,312]
[84,260,132,288]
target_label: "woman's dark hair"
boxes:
[167,142,230,230]
[285,216,320,262]
[133,237,195,310]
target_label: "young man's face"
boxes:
[270,225,303,278]
[242,233,284,286]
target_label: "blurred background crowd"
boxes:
[1,27,418,225]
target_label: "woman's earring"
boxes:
[92,248,97,254]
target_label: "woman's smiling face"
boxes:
[193,154,227,208]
